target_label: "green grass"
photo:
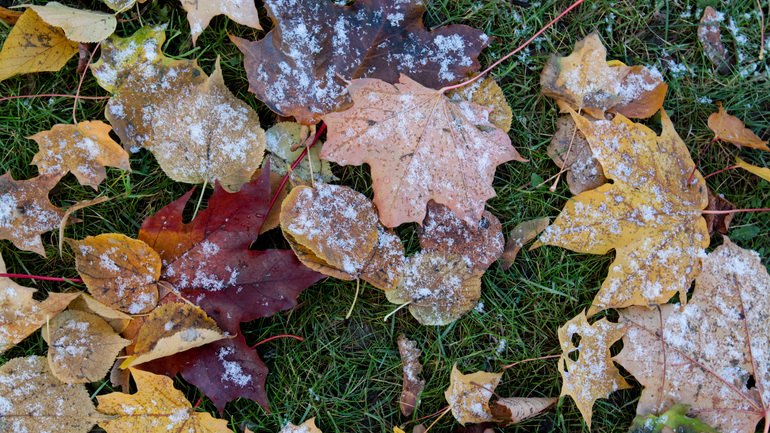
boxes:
[1,0,769,432]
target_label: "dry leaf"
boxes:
[616,238,770,433]
[540,32,667,119]
[558,311,630,429]
[736,156,770,182]
[707,102,769,151]
[58,196,111,255]
[0,6,22,25]
[489,397,557,424]
[0,9,78,82]
[102,0,139,13]
[447,75,513,133]
[385,251,482,326]
[417,201,504,271]
[67,233,161,314]
[359,226,405,291]
[322,75,524,227]
[499,217,549,270]
[0,172,66,256]
[181,0,261,45]
[68,292,132,333]
[698,7,729,70]
[0,356,109,432]
[444,363,503,425]
[42,310,130,383]
[397,334,425,417]
[29,120,131,189]
[279,418,323,433]
[20,2,116,43]
[263,122,338,183]
[547,114,607,195]
[704,188,735,236]
[536,109,709,316]
[97,368,233,432]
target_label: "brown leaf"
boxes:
[263,122,338,184]
[417,201,504,271]
[616,238,770,433]
[180,0,261,46]
[0,356,110,432]
[278,418,323,433]
[0,172,66,256]
[698,7,729,69]
[447,75,513,133]
[397,334,425,417]
[42,310,130,383]
[704,188,735,236]
[359,226,405,291]
[68,293,132,333]
[499,217,550,270]
[707,102,769,151]
[322,75,524,227]
[0,6,22,25]
[558,311,630,429]
[29,121,131,189]
[489,397,557,424]
[444,363,503,425]
[547,115,607,195]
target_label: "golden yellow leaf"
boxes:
[708,102,769,151]
[736,156,770,182]
[447,74,513,133]
[29,121,130,189]
[558,311,630,429]
[0,9,77,82]
[97,368,233,433]
[42,310,129,383]
[68,293,132,333]
[278,418,323,433]
[67,233,161,314]
[444,363,503,425]
[20,2,116,43]
[536,109,709,315]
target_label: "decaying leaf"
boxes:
[0,6,22,25]
[616,238,770,433]
[397,334,425,417]
[279,418,323,433]
[629,404,717,433]
[707,102,769,151]
[0,172,66,256]
[447,75,513,133]
[68,292,132,333]
[0,253,79,353]
[386,251,482,326]
[703,188,735,236]
[547,114,607,195]
[29,120,131,189]
[0,9,78,82]
[0,356,109,432]
[322,75,524,227]
[42,309,129,383]
[20,2,116,43]
[444,363,502,425]
[736,156,770,182]
[558,311,630,429]
[358,226,405,291]
[231,0,489,124]
[122,302,226,368]
[97,368,233,432]
[698,7,729,70]
[499,217,549,270]
[536,109,709,315]
[540,32,667,119]
[264,122,338,183]
[489,397,557,424]
[181,0,261,45]
[67,233,161,314]
[417,201,504,271]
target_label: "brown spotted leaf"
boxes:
[444,363,503,425]
[499,217,549,270]
[698,7,729,70]
[397,334,425,417]
[547,114,607,195]
[707,102,769,151]
[181,0,261,46]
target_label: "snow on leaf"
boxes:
[536,108,709,316]
[322,75,524,227]
[231,0,489,125]
[698,7,729,70]
[180,0,262,46]
[397,334,425,417]
[489,397,557,425]
[68,293,132,334]
[19,2,116,43]
[547,114,607,195]
[444,363,502,425]
[616,238,770,433]
[499,217,549,270]
[446,74,513,133]
[264,122,338,183]
[707,102,769,151]
[279,418,323,433]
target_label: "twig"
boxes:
[72,41,102,124]
[252,334,305,347]
[0,273,83,283]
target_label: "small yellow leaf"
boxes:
[68,293,132,333]
[736,157,770,182]
[278,418,323,433]
[20,2,116,43]
[447,74,513,133]
[444,363,503,425]
[707,102,769,151]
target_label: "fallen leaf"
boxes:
[0,6,22,25]
[536,109,709,315]
[736,156,770,182]
[0,356,110,432]
[703,188,735,236]
[616,238,770,433]
[489,397,557,424]
[42,309,129,383]
[250,168,288,234]
[58,196,111,255]
[447,75,513,133]
[417,201,504,271]
[540,32,667,119]
[231,0,489,124]
[386,251,482,326]
[68,292,132,333]
[629,404,717,433]
[97,368,233,433]
[0,253,79,353]
[66,233,161,314]
[358,226,405,291]
[0,9,78,82]
[499,217,549,270]
[444,363,502,425]
[707,102,769,151]
[698,7,730,71]
[547,114,607,195]
[101,0,140,13]
[29,120,131,189]
[322,75,524,227]
[558,311,630,429]
[0,171,66,256]
[397,334,425,417]
[20,2,116,43]
[264,122,338,183]
[279,418,323,433]
[181,0,261,45]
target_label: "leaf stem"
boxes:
[73,41,102,124]
[0,273,83,283]
[758,0,765,61]
[703,164,739,179]
[687,136,719,184]
[439,0,587,93]
[400,405,451,429]
[251,334,305,347]
[502,354,560,369]
[702,208,770,215]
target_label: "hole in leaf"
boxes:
[746,373,756,389]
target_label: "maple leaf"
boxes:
[29,121,131,189]
[444,363,503,425]
[547,114,607,195]
[97,368,233,433]
[0,172,66,256]
[707,102,769,151]
[446,75,513,133]
[0,9,77,82]
[322,75,524,227]
[20,2,116,43]
[558,310,630,429]
[698,7,730,71]
[536,109,709,315]
[181,0,261,45]
[231,0,489,124]
[616,238,770,433]
[397,334,425,417]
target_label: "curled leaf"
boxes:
[735,156,770,182]
[397,334,425,417]
[708,102,769,151]
[547,114,606,195]
[444,363,502,425]
[489,397,557,424]
[499,217,549,270]
[20,2,116,43]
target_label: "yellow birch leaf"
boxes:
[20,2,116,43]
[736,156,770,182]
[444,363,503,425]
